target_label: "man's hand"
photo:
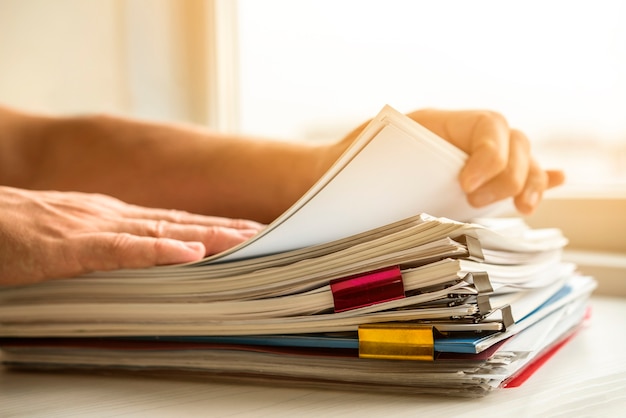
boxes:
[407,109,565,214]
[0,186,263,286]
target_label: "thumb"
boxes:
[546,170,566,189]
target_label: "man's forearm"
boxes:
[0,106,48,188]
[0,107,344,223]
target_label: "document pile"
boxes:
[0,106,596,397]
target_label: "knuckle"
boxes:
[201,225,231,253]
[107,233,135,267]
[479,110,508,127]
[230,218,252,230]
[107,233,157,268]
[166,209,187,224]
[148,219,169,237]
[506,173,527,195]
[474,110,509,132]
[528,163,549,189]
[77,233,132,272]
[510,129,531,152]
[501,163,529,196]
[486,148,508,172]
[89,192,124,207]
[202,225,221,242]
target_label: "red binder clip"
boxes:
[330,265,405,313]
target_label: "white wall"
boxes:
[0,0,129,115]
[237,0,626,140]
[0,0,220,124]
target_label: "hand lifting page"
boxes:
[202,105,509,264]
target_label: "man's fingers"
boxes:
[75,228,256,272]
[74,234,206,272]
[512,159,550,214]
[190,226,258,255]
[35,190,266,232]
[75,222,257,273]
[102,219,258,255]
[120,205,265,231]
[546,169,566,189]
[512,168,566,215]
[452,111,509,194]
[50,225,255,280]
[466,129,530,207]
[409,109,565,216]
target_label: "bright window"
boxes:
[236,0,626,194]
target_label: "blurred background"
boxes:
[1,0,624,291]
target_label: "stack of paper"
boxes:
[0,106,596,397]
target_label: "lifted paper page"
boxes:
[205,105,506,263]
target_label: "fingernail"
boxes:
[471,190,495,207]
[462,174,484,194]
[183,242,205,253]
[524,190,540,209]
[247,221,266,231]
[237,229,260,238]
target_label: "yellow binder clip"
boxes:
[358,322,434,361]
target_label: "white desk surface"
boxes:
[1,295,625,418]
